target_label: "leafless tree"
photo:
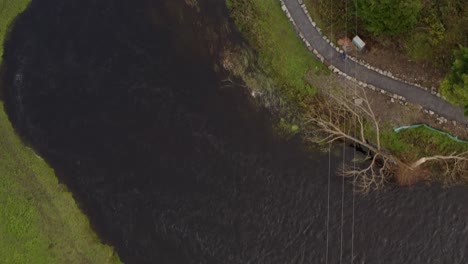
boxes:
[305,86,468,191]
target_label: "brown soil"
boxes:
[355,42,444,91]
[332,27,446,91]
[308,73,468,140]
[395,166,429,186]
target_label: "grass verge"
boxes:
[0,1,121,263]
[226,0,327,112]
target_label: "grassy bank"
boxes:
[0,1,120,263]
[381,126,468,158]
[0,0,30,58]
[226,0,468,184]
[226,0,326,112]
[382,125,468,183]
[0,103,120,263]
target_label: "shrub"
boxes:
[440,46,468,109]
[356,0,422,35]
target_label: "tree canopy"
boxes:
[440,47,468,112]
[356,0,422,35]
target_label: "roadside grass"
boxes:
[226,0,327,109]
[1,1,120,263]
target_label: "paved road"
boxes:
[283,0,468,125]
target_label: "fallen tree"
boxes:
[305,87,468,191]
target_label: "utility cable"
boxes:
[351,0,359,262]
[325,0,333,263]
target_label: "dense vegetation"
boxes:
[440,46,468,111]
[407,0,468,67]
[305,0,468,69]
[356,0,421,35]
[0,1,120,262]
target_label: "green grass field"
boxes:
[0,1,121,263]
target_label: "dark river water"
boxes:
[2,0,468,263]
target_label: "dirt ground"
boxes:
[336,36,445,91]
[356,44,444,91]
[309,73,468,140]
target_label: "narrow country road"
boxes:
[282,0,468,125]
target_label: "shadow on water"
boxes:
[2,0,468,263]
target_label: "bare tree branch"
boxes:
[305,85,468,191]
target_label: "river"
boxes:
[2,0,467,263]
